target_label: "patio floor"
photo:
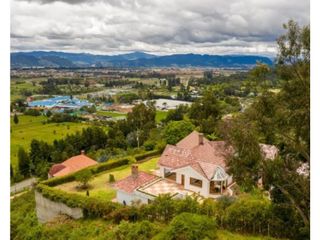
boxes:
[138,178,193,197]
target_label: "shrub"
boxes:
[224,194,271,235]
[24,108,41,116]
[155,212,217,240]
[112,220,161,240]
[109,174,115,183]
[134,149,161,161]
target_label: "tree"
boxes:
[163,120,195,145]
[164,105,188,123]
[219,20,310,238]
[10,164,14,180]
[13,114,19,125]
[75,169,93,189]
[46,110,52,118]
[219,117,262,191]
[152,194,176,223]
[18,147,30,177]
[188,89,221,134]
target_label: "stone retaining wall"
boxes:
[35,191,83,223]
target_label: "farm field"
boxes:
[55,157,160,201]
[10,80,43,101]
[96,110,127,118]
[11,115,88,168]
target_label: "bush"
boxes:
[155,212,217,240]
[112,220,161,240]
[224,194,271,235]
[24,108,41,116]
[36,184,121,218]
[109,174,115,183]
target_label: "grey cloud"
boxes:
[11,0,309,55]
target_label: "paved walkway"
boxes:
[10,177,37,194]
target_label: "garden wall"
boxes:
[35,191,83,223]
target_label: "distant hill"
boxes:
[11,51,273,69]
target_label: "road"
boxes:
[10,177,37,194]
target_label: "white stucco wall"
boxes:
[173,166,210,197]
[116,190,152,205]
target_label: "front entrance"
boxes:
[181,174,185,186]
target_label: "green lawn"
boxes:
[11,115,88,168]
[155,110,168,123]
[55,157,159,201]
[96,110,127,118]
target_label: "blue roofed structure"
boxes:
[28,96,93,110]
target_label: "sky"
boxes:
[11,0,309,56]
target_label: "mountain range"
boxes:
[11,51,273,69]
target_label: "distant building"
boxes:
[28,96,93,111]
[143,98,192,110]
[48,150,97,178]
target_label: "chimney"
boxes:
[81,150,85,155]
[199,133,204,145]
[131,165,139,177]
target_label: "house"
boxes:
[114,131,278,205]
[114,165,193,206]
[158,131,278,198]
[48,150,97,178]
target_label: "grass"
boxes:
[55,157,160,201]
[11,115,88,168]
[96,110,127,118]
[155,110,168,123]
[10,81,42,101]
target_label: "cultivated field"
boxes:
[11,115,88,168]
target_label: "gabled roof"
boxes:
[49,154,97,177]
[159,131,278,181]
[114,171,157,193]
[176,130,209,149]
[158,145,194,168]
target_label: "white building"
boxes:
[143,98,192,110]
[114,131,278,205]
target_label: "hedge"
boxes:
[134,149,161,161]
[35,152,161,218]
[36,183,121,218]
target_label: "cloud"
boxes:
[11,0,310,55]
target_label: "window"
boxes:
[190,177,202,188]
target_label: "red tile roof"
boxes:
[159,131,277,180]
[176,130,209,149]
[114,171,157,193]
[49,154,97,177]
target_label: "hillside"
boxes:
[11,191,282,240]
[11,51,273,69]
